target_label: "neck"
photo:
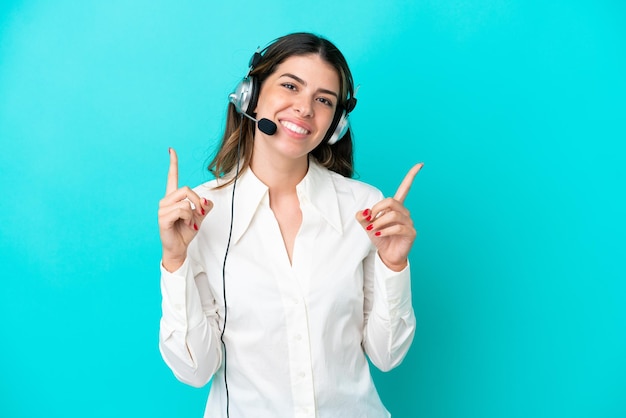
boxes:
[250,154,309,195]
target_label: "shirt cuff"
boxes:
[373,253,413,320]
[160,257,203,331]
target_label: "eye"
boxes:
[317,97,334,107]
[281,83,297,91]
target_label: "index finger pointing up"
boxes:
[393,163,424,203]
[166,147,179,195]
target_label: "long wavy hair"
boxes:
[208,32,356,186]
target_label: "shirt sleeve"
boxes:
[158,257,223,388]
[362,250,416,372]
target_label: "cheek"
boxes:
[256,86,288,112]
[321,111,337,133]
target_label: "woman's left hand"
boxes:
[356,163,423,271]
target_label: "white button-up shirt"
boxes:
[159,159,416,418]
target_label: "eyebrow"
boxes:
[280,73,339,98]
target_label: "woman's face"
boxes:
[253,53,340,164]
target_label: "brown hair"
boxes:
[208,32,356,185]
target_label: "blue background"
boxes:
[1,1,625,417]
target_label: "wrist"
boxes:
[380,256,408,272]
[162,252,187,273]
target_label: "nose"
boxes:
[294,95,314,118]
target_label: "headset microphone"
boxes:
[241,112,277,136]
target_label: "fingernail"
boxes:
[193,223,199,231]
[203,198,208,206]
[201,208,205,215]
[366,215,372,222]
[366,224,374,231]
[362,209,370,217]
[375,231,381,237]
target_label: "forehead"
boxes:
[272,54,340,92]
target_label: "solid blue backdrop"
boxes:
[1,1,625,417]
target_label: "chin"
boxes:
[277,138,320,157]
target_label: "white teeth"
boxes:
[281,120,310,135]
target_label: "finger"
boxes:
[158,200,195,229]
[355,208,373,224]
[189,197,214,217]
[367,198,409,224]
[201,198,214,216]
[366,209,412,234]
[370,223,417,240]
[159,186,213,220]
[166,148,179,195]
[160,185,194,206]
[393,163,424,203]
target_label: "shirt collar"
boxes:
[227,158,343,245]
[297,158,343,234]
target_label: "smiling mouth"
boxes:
[280,120,310,135]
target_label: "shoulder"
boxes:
[193,178,231,200]
[327,169,384,206]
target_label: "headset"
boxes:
[228,49,357,144]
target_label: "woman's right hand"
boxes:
[158,148,213,272]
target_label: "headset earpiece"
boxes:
[228,76,258,117]
[228,49,262,117]
[326,97,357,145]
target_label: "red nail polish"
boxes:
[203,198,208,206]
[362,209,370,217]
[375,231,381,237]
[366,215,372,222]
[366,224,374,231]
[193,223,199,231]
[201,208,205,215]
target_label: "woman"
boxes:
[158,32,422,417]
